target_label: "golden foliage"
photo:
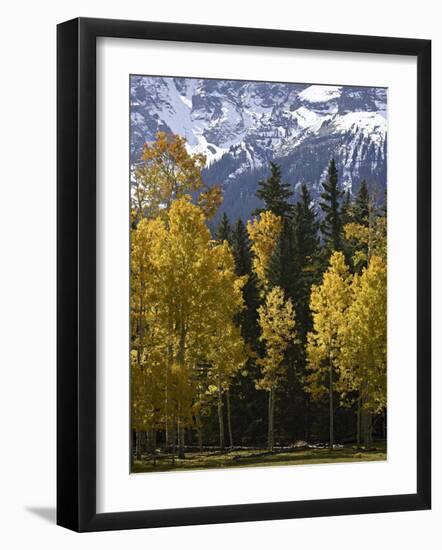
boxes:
[130,196,245,432]
[344,215,387,269]
[340,255,387,413]
[306,251,351,400]
[247,211,282,289]
[256,286,297,391]
[132,131,222,221]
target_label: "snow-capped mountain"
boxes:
[130,76,387,222]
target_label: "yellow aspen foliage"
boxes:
[344,222,370,246]
[247,211,282,289]
[340,254,387,413]
[132,131,222,221]
[130,196,246,440]
[206,241,247,392]
[256,286,297,391]
[197,185,224,220]
[344,214,387,269]
[130,217,169,433]
[256,286,296,451]
[158,197,215,428]
[306,251,352,400]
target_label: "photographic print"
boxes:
[130,75,387,474]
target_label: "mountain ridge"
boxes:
[130,76,387,222]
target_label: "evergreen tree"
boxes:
[353,180,370,226]
[276,184,320,443]
[292,184,320,335]
[294,185,319,270]
[230,218,264,446]
[342,189,353,226]
[253,162,292,218]
[319,158,344,252]
[231,218,260,344]
[216,212,232,243]
[231,218,252,276]
[266,219,295,298]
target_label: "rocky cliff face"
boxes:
[130,76,387,221]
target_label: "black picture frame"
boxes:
[57,17,431,532]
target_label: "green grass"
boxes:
[132,441,387,473]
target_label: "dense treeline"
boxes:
[130,132,387,466]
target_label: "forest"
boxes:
[130,131,387,472]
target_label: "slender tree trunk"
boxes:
[268,387,275,452]
[361,409,373,447]
[304,397,310,442]
[217,381,225,450]
[195,413,203,452]
[178,425,185,458]
[135,431,141,460]
[165,315,173,449]
[177,411,185,459]
[171,416,176,465]
[150,428,157,465]
[226,389,233,448]
[360,387,373,447]
[164,361,169,449]
[176,317,186,460]
[139,431,147,455]
[328,358,334,449]
[356,394,361,446]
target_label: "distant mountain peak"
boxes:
[130,76,387,221]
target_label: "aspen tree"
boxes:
[340,255,387,445]
[306,251,351,448]
[132,131,221,221]
[257,286,297,451]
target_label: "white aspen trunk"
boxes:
[217,380,225,450]
[177,415,185,459]
[178,425,185,459]
[165,314,173,450]
[150,428,157,465]
[171,416,176,465]
[226,389,233,448]
[268,388,275,452]
[329,358,334,449]
[176,318,186,460]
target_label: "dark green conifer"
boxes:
[216,212,232,244]
[253,162,292,218]
[231,218,260,344]
[353,180,370,226]
[319,158,344,252]
[292,184,320,336]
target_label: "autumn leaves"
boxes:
[131,132,387,463]
[131,134,246,459]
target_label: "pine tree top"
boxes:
[253,161,293,218]
[319,158,344,252]
[216,212,232,243]
[231,217,252,276]
[354,180,370,226]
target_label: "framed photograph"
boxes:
[57,17,431,532]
